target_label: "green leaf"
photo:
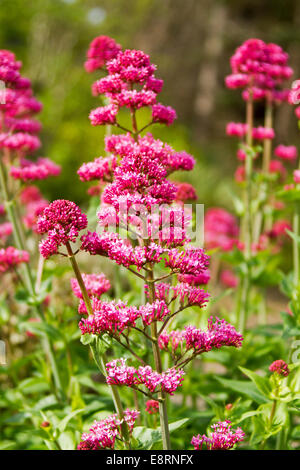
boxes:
[55,408,85,434]
[168,418,189,433]
[239,367,272,399]
[215,376,269,404]
[132,419,188,450]
[80,333,96,346]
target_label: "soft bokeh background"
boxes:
[1,0,300,207]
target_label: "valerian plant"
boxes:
[0,37,300,452]
[35,37,245,451]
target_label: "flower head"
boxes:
[0,246,29,273]
[269,360,290,377]
[145,400,159,414]
[37,200,88,258]
[192,420,245,450]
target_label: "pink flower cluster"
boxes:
[225,39,293,103]
[174,182,197,203]
[88,46,176,127]
[165,247,209,276]
[269,359,290,377]
[178,270,211,286]
[0,222,13,241]
[145,399,159,414]
[19,185,49,233]
[184,317,243,353]
[274,145,298,161]
[77,155,117,182]
[204,208,239,251]
[105,358,185,396]
[0,246,29,273]
[84,35,121,73]
[71,273,111,300]
[78,299,170,334]
[158,317,243,355]
[10,157,61,182]
[78,408,139,450]
[145,281,210,308]
[37,200,88,258]
[81,231,165,270]
[191,420,245,450]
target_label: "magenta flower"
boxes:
[165,247,210,276]
[191,420,245,450]
[105,358,185,396]
[78,408,139,451]
[37,200,88,258]
[0,222,13,241]
[84,35,121,73]
[0,246,29,273]
[184,317,243,354]
[274,145,298,161]
[10,157,61,182]
[89,104,118,126]
[71,273,111,300]
[77,156,116,182]
[146,399,159,414]
[269,360,290,377]
[152,104,177,126]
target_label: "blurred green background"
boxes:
[1,0,300,208]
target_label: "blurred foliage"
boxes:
[0,0,300,209]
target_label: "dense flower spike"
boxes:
[37,200,88,258]
[78,409,139,450]
[225,39,293,102]
[191,420,245,450]
[0,246,29,273]
[269,360,290,377]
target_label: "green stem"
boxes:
[0,158,64,400]
[90,343,130,448]
[147,267,171,450]
[293,203,300,291]
[237,93,254,334]
[261,399,277,450]
[66,242,130,446]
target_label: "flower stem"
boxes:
[253,98,273,243]
[0,157,64,400]
[237,92,254,334]
[293,203,300,291]
[146,266,171,450]
[65,242,130,446]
